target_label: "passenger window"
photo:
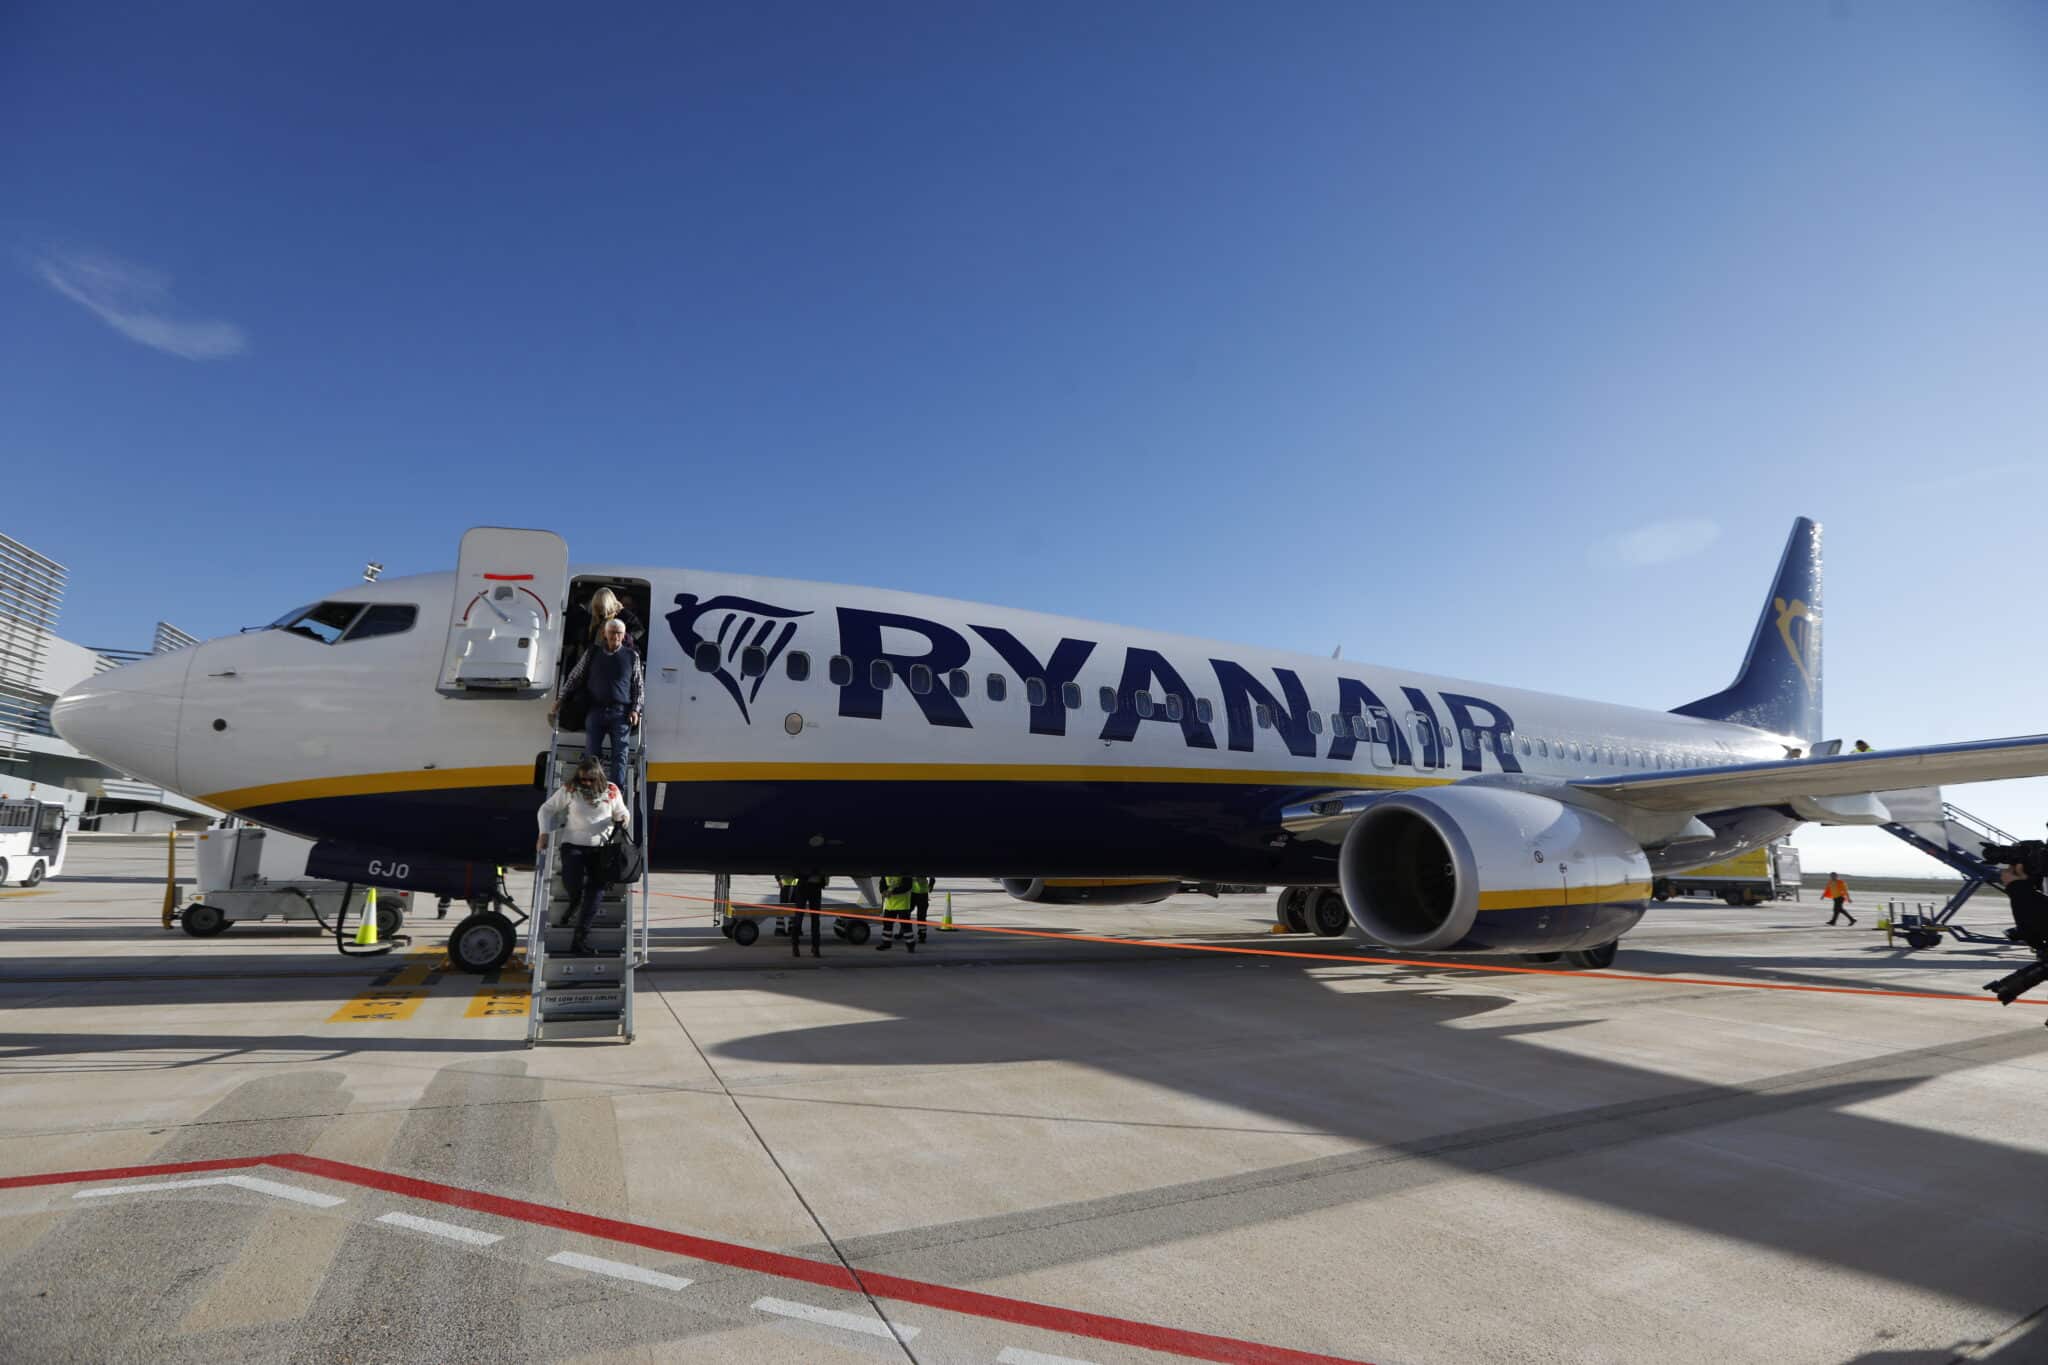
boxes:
[909,663,932,695]
[1196,698,1214,725]
[1537,739,1549,758]
[829,655,852,686]
[1307,711,1323,736]
[279,601,364,644]
[741,646,767,678]
[1255,704,1273,729]
[1441,724,1453,749]
[341,604,417,641]
[1062,681,1082,710]
[870,659,894,690]
[1165,694,1184,722]
[1099,685,1118,714]
[948,669,969,698]
[1026,678,1048,708]
[987,674,1007,702]
[1568,742,1581,761]
[694,641,722,673]
[1519,738,1532,756]
[786,650,811,682]
[1135,690,1155,719]
[1461,727,1475,750]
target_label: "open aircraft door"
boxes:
[438,528,569,697]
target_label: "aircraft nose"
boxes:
[51,648,194,792]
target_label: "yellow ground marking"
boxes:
[326,945,448,1024]
[0,889,50,899]
[465,960,533,1018]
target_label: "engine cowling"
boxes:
[1002,877,1182,906]
[1337,787,1650,954]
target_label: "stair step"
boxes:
[536,1016,625,1041]
[540,987,625,1017]
[544,926,627,953]
[542,956,624,986]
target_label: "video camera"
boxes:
[1980,839,2048,881]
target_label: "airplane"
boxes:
[51,519,2048,976]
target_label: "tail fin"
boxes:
[1671,517,1822,743]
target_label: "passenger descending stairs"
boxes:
[526,734,650,1045]
[1879,786,2015,943]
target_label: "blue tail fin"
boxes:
[1671,517,1822,743]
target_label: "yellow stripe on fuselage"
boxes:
[204,761,1451,809]
[1476,881,1652,911]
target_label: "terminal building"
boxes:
[0,532,214,832]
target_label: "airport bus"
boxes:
[0,794,70,887]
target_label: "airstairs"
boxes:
[526,733,651,1045]
[1878,787,2016,946]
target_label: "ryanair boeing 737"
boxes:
[52,520,2048,975]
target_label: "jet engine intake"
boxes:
[1001,877,1181,906]
[1337,788,1650,954]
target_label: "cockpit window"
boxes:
[275,601,365,644]
[341,605,418,641]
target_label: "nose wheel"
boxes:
[448,910,517,973]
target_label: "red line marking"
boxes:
[10,1154,1369,1364]
[664,893,2048,1009]
[481,573,535,581]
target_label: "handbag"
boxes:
[601,819,644,885]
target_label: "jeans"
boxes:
[585,703,631,787]
[560,843,604,942]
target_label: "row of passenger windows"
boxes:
[697,644,1719,767]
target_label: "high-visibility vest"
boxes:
[1823,879,1848,900]
[779,875,798,888]
[883,879,914,911]
[911,877,933,894]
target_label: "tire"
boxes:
[25,860,45,887]
[1720,891,1744,907]
[448,911,516,973]
[720,920,735,938]
[1310,888,1351,937]
[376,901,405,939]
[732,918,760,946]
[1905,929,1940,950]
[0,857,9,886]
[1561,941,1620,970]
[843,920,871,945]
[1652,879,1671,902]
[1277,887,1310,934]
[181,902,229,937]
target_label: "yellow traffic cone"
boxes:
[354,887,380,946]
[940,892,955,931]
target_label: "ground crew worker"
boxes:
[776,874,797,905]
[1853,739,1872,753]
[789,873,827,958]
[876,875,915,952]
[910,874,935,944]
[1823,872,1854,925]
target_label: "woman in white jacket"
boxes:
[536,755,632,955]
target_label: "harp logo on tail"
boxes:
[1774,596,1817,695]
[667,594,813,723]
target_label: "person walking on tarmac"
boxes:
[910,875,935,945]
[550,618,643,788]
[1823,872,1855,925]
[536,756,631,956]
[789,873,828,958]
[876,875,916,952]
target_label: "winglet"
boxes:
[1671,517,1822,742]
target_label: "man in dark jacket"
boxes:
[550,618,644,787]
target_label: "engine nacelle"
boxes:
[1001,877,1181,906]
[1338,788,1650,954]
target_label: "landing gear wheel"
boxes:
[1277,887,1310,934]
[843,919,871,945]
[1561,941,1620,970]
[181,902,228,937]
[0,857,10,886]
[1905,929,1940,950]
[731,918,760,946]
[376,901,405,939]
[1310,889,1351,938]
[720,919,736,938]
[25,860,46,887]
[448,910,516,973]
[1652,879,1672,902]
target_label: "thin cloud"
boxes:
[1597,517,1722,567]
[32,251,246,360]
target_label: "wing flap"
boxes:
[1571,735,2048,814]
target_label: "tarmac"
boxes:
[4,837,2048,1364]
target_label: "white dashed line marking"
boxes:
[375,1211,503,1246]
[547,1250,694,1291]
[74,1176,344,1209]
[751,1295,919,1340]
[999,1347,1102,1365]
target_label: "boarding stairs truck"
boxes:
[1653,842,1801,906]
[527,733,649,1044]
[1876,786,2017,948]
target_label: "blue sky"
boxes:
[5,3,2045,872]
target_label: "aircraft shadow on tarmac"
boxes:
[693,950,2048,1328]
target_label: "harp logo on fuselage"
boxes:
[670,599,1521,772]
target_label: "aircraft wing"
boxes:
[1571,734,2048,815]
